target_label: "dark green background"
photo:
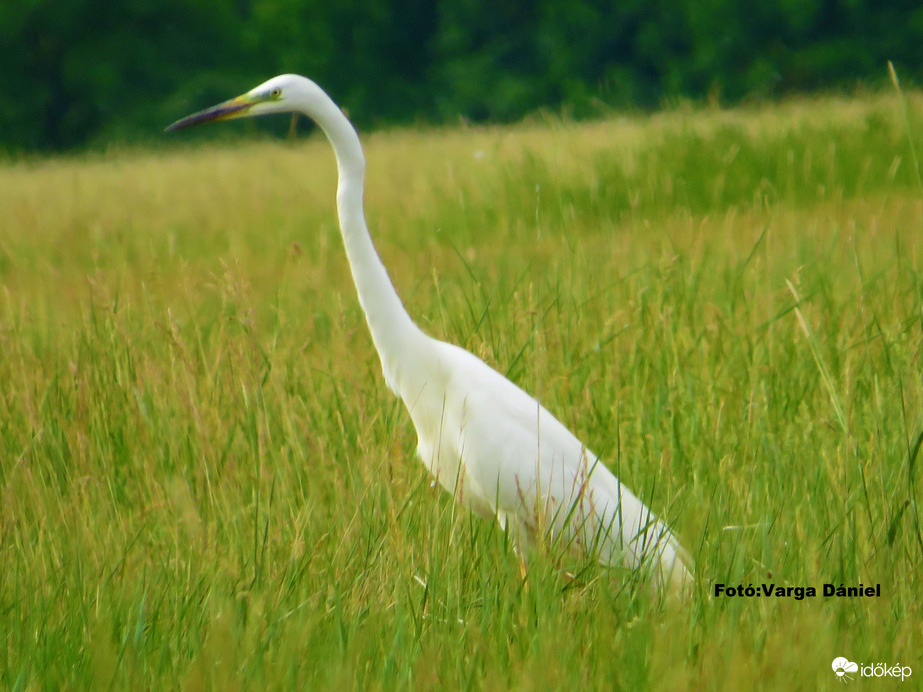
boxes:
[3,0,921,151]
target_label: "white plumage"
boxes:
[167,74,693,596]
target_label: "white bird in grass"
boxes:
[167,74,693,596]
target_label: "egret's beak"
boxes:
[165,95,256,132]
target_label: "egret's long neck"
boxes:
[306,92,428,392]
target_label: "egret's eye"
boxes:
[269,88,282,99]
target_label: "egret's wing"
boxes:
[438,343,691,589]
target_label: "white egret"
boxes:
[167,75,693,595]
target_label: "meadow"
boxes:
[1,88,921,690]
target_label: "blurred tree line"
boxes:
[2,0,921,151]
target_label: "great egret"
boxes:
[167,75,693,595]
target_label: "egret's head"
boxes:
[166,74,315,132]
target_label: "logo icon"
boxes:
[832,657,859,683]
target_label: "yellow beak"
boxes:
[165,95,255,132]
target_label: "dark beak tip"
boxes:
[164,115,198,133]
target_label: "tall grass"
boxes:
[1,90,921,690]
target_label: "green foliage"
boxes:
[0,0,249,149]
[1,0,922,150]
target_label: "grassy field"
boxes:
[1,89,922,690]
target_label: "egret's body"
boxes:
[168,75,692,595]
